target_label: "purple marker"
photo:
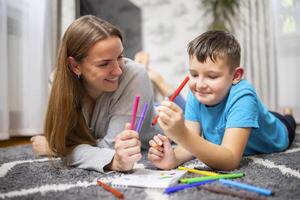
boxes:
[135,103,149,133]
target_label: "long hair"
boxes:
[44,15,123,157]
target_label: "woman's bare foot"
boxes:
[30,135,55,156]
[134,51,173,96]
[134,51,150,69]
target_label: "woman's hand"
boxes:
[31,135,55,156]
[110,123,142,171]
[157,100,186,142]
[148,134,177,169]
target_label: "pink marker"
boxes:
[130,95,140,130]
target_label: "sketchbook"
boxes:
[111,168,187,189]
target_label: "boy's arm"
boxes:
[158,100,251,170]
[221,127,251,167]
[173,145,194,165]
[172,121,200,166]
[177,125,250,170]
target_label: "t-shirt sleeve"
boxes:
[226,92,259,129]
[66,144,115,173]
[185,90,200,122]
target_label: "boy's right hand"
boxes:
[148,134,177,169]
[157,100,186,143]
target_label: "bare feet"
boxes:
[30,135,55,156]
[283,107,293,116]
[134,51,150,69]
[134,51,173,96]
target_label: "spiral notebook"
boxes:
[111,168,187,189]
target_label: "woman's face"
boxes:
[78,37,124,99]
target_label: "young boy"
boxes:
[148,30,296,171]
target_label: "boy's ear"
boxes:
[232,67,244,84]
[68,57,81,76]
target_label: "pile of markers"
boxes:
[164,166,273,199]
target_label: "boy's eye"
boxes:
[190,74,198,78]
[208,75,218,79]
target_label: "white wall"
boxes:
[130,0,208,97]
[273,0,300,122]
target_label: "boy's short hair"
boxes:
[187,30,241,72]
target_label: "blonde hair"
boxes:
[45,15,123,157]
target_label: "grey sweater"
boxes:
[66,58,160,172]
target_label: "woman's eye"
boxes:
[118,55,124,60]
[98,62,109,67]
[98,63,108,67]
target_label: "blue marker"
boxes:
[219,179,273,196]
[164,180,214,194]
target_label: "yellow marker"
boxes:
[178,166,219,176]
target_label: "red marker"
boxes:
[152,76,190,125]
[97,180,124,199]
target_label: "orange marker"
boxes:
[152,76,190,125]
[97,180,124,199]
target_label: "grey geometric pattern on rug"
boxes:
[1,133,300,200]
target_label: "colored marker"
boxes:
[152,76,190,125]
[180,172,244,184]
[178,166,219,176]
[135,103,149,133]
[164,180,214,194]
[200,185,268,200]
[194,166,230,175]
[130,95,140,130]
[97,180,124,199]
[219,179,273,196]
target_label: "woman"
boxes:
[31,15,158,172]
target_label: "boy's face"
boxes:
[188,55,235,106]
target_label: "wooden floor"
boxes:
[0,137,31,148]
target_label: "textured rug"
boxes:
[1,133,300,200]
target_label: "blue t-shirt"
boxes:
[185,79,289,155]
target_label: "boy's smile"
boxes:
[188,56,235,106]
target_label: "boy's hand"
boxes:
[111,123,142,171]
[148,134,177,169]
[157,100,186,142]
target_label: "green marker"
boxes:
[180,172,244,184]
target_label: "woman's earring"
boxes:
[77,74,81,80]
